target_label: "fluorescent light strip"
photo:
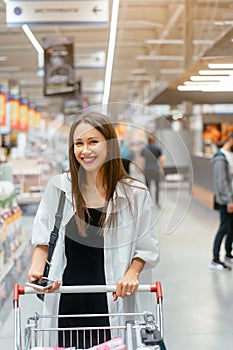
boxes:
[199,69,233,75]
[160,68,184,74]
[145,39,184,44]
[177,85,203,91]
[137,55,183,61]
[202,86,233,92]
[131,68,147,74]
[178,82,233,92]
[184,81,212,86]
[38,53,44,72]
[22,25,44,55]
[127,76,151,81]
[192,39,214,45]
[190,75,225,81]
[208,63,233,69]
[0,66,21,72]
[214,21,233,26]
[102,0,120,105]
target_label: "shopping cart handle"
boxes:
[13,282,163,305]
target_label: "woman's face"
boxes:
[73,122,108,174]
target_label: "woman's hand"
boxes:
[46,280,61,293]
[113,271,139,301]
[113,257,145,301]
[27,271,61,294]
[27,244,61,293]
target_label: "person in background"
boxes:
[140,135,165,207]
[27,112,159,348]
[120,140,134,174]
[210,132,233,270]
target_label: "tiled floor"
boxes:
[1,184,233,349]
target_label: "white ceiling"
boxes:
[0,0,233,116]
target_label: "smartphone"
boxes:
[25,277,55,290]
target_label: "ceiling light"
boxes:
[22,25,44,55]
[131,68,147,74]
[102,0,120,105]
[199,70,233,75]
[127,76,151,81]
[202,86,233,92]
[208,63,233,69]
[160,68,184,74]
[0,66,21,72]
[190,75,225,81]
[192,40,214,45]
[178,79,233,92]
[137,55,183,61]
[214,21,233,26]
[145,39,184,45]
[0,56,7,61]
[177,85,203,91]
[184,81,212,86]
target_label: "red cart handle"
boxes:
[13,284,25,308]
[13,281,163,307]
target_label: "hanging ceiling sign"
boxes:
[6,1,109,26]
[43,36,75,96]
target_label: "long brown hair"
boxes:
[68,112,131,236]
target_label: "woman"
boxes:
[28,112,159,348]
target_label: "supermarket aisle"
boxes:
[0,186,233,350]
[153,188,233,350]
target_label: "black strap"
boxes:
[44,191,66,277]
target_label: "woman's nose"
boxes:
[82,145,91,154]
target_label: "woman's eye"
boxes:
[90,140,98,144]
[75,142,83,146]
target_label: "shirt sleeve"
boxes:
[31,179,61,245]
[132,189,160,269]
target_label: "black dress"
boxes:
[58,208,111,348]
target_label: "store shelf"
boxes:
[0,191,16,208]
[0,239,29,281]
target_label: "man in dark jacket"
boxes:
[210,132,233,270]
[140,135,165,207]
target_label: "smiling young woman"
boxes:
[28,111,160,349]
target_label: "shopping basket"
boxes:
[13,282,165,350]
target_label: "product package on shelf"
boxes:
[0,180,32,327]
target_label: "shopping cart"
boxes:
[13,282,165,350]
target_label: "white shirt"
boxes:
[31,172,159,340]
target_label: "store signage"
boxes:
[43,36,75,96]
[76,51,106,69]
[0,93,6,127]
[6,1,109,26]
[9,98,20,130]
[18,100,29,131]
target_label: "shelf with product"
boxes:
[10,158,56,215]
[0,180,33,324]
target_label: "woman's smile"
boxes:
[80,155,97,164]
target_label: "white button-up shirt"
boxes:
[31,172,159,340]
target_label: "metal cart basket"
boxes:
[13,282,165,350]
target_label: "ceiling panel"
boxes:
[0,0,232,115]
